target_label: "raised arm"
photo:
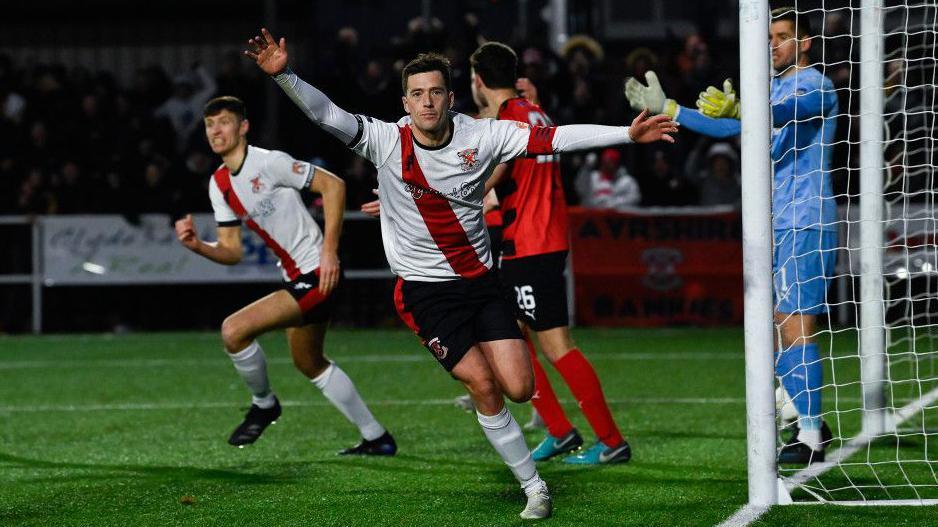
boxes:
[309,167,346,295]
[245,28,360,145]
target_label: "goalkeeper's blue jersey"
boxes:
[676,66,838,232]
[770,67,838,232]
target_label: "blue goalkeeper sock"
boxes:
[775,343,823,430]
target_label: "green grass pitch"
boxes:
[1,328,936,526]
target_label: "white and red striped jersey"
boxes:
[350,112,554,282]
[208,145,321,281]
[271,69,636,282]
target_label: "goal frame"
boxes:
[739,0,902,507]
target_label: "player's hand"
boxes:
[627,110,679,144]
[696,79,740,119]
[624,71,678,118]
[244,27,289,76]
[318,250,340,295]
[360,189,381,217]
[174,214,201,251]
[482,189,499,215]
[515,77,540,106]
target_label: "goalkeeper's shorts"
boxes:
[772,229,838,315]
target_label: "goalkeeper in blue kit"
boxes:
[626,7,837,464]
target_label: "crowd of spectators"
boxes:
[0,14,754,220]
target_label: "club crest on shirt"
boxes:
[250,176,265,193]
[457,148,479,171]
[427,337,448,360]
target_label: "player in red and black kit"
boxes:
[469,42,631,464]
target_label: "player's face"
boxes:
[204,110,248,156]
[770,20,808,71]
[402,71,454,134]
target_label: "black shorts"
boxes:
[394,271,522,371]
[283,268,341,325]
[498,251,570,331]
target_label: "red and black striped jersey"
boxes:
[495,97,569,259]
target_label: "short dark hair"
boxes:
[203,96,247,120]
[469,42,518,90]
[401,53,452,94]
[771,7,813,38]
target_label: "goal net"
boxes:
[742,0,938,505]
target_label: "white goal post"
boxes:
[740,0,938,507]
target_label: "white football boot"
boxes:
[520,480,552,520]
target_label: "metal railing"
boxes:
[0,213,391,334]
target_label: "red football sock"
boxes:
[554,348,624,447]
[526,334,573,438]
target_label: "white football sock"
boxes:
[797,427,823,451]
[229,341,276,409]
[476,406,542,492]
[312,363,385,441]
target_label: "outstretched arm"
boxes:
[626,71,740,139]
[674,107,741,139]
[245,28,360,145]
[685,77,834,137]
[496,111,678,163]
[771,88,833,125]
[542,111,678,155]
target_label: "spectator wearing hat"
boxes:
[686,141,741,207]
[576,148,641,210]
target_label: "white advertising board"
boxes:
[42,214,284,285]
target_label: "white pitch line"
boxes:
[783,384,938,491]
[718,384,938,527]
[715,504,770,527]
[0,351,742,370]
[0,396,747,413]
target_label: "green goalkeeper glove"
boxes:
[696,79,740,119]
[624,71,679,118]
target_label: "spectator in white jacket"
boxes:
[577,148,642,211]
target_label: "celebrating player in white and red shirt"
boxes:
[245,27,677,521]
[469,42,630,466]
[174,95,395,456]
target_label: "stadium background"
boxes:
[3,0,901,335]
[4,1,937,526]
[0,0,758,333]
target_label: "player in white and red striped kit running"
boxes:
[174,96,395,455]
[245,27,677,520]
